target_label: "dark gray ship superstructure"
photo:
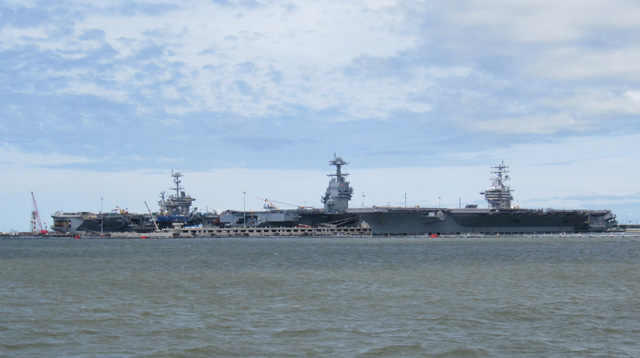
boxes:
[321,155,353,214]
[154,171,217,229]
[354,161,617,235]
[480,161,513,210]
[218,154,360,228]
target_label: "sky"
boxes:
[2,0,639,232]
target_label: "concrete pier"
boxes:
[112,225,371,239]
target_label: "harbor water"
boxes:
[2,236,639,357]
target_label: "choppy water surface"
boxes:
[2,236,639,357]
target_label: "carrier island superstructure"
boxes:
[51,156,617,235]
[218,154,359,228]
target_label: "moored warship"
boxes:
[50,157,617,235]
[50,210,152,234]
[353,161,617,235]
[51,171,218,233]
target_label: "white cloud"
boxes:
[540,89,640,118]
[527,47,640,81]
[9,0,639,123]
[427,0,640,83]
[74,1,416,68]
[468,113,594,135]
[627,90,640,102]
[0,145,94,167]
[62,79,130,102]
[60,1,424,118]
[438,0,640,44]
[0,26,48,49]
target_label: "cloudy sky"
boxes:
[2,0,639,232]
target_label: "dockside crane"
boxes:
[258,197,280,210]
[30,191,48,234]
[257,197,302,210]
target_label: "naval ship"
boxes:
[51,156,617,235]
[50,210,152,234]
[352,161,617,235]
[50,171,218,233]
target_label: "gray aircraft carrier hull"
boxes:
[351,207,617,235]
[219,209,359,228]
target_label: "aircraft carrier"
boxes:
[50,156,617,235]
[216,156,616,234]
[50,210,152,233]
[50,171,218,234]
[352,161,617,235]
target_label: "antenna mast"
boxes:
[172,170,184,197]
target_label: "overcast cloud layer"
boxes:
[2,0,639,231]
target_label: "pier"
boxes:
[108,225,371,239]
[4,228,639,239]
